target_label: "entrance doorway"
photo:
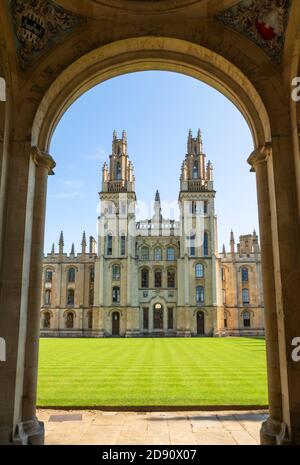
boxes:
[153,304,163,330]
[112,312,120,336]
[197,311,205,335]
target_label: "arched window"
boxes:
[154,247,162,261]
[242,267,249,282]
[141,246,149,261]
[203,232,209,256]
[88,311,93,329]
[193,160,198,179]
[45,290,51,306]
[189,234,196,256]
[167,269,176,288]
[43,312,51,329]
[242,288,250,304]
[68,268,76,283]
[120,234,126,256]
[116,162,122,180]
[67,289,75,306]
[112,286,120,303]
[141,269,149,288]
[112,264,121,280]
[167,247,175,261]
[106,234,113,256]
[45,269,53,283]
[195,263,204,278]
[196,286,204,304]
[243,311,251,328]
[66,312,74,329]
[154,270,162,288]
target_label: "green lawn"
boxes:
[37,337,268,407]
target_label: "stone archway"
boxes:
[0,24,299,445]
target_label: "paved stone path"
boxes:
[38,409,268,445]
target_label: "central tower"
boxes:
[177,129,220,336]
[94,131,139,337]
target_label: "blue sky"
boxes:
[46,71,258,254]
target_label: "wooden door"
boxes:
[197,311,205,335]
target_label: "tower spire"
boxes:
[230,230,235,255]
[81,231,87,255]
[59,231,64,255]
[70,243,75,256]
[51,243,55,256]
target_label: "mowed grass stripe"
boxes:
[37,338,268,407]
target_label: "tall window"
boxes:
[67,289,75,306]
[221,268,225,281]
[195,263,204,278]
[68,267,76,283]
[196,286,204,304]
[167,247,175,261]
[154,270,162,288]
[121,234,126,256]
[66,312,74,329]
[154,247,162,261]
[203,201,208,214]
[45,269,53,283]
[203,232,209,256]
[112,286,120,303]
[116,162,122,180]
[112,264,121,280]
[141,269,149,288]
[242,288,250,304]
[141,246,149,260]
[242,267,249,282]
[189,234,196,256]
[106,234,113,256]
[45,290,51,306]
[90,267,95,283]
[193,161,198,179]
[167,269,175,288]
[243,311,251,328]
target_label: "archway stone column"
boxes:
[248,144,284,445]
[18,147,55,445]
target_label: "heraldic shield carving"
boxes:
[10,0,82,67]
[218,0,291,62]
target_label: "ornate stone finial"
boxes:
[230,230,235,242]
[155,190,161,203]
[59,231,64,254]
[51,243,55,255]
[113,130,118,141]
[81,231,87,254]
[223,243,226,256]
[31,146,56,175]
[70,243,75,256]
[122,130,127,143]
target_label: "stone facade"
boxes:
[40,131,264,338]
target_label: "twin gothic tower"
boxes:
[41,130,264,338]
